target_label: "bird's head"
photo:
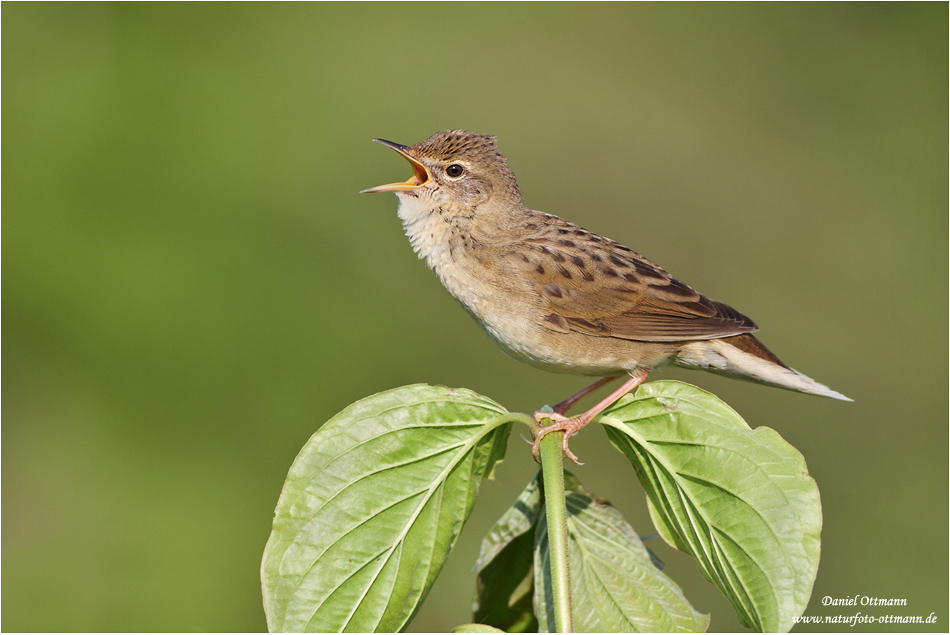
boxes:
[361,130,523,213]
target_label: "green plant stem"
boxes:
[539,422,574,633]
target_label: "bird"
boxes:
[361,130,850,462]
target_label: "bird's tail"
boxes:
[676,334,852,401]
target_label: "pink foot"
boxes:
[531,369,650,464]
[532,411,591,464]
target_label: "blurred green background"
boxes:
[3,3,946,632]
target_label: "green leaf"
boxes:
[535,472,710,633]
[261,384,515,633]
[600,380,821,633]
[452,623,507,633]
[472,473,541,633]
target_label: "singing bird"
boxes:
[362,130,849,462]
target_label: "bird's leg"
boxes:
[551,376,620,415]
[533,369,650,463]
[529,376,620,436]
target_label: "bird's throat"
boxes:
[394,192,485,310]
[395,193,457,269]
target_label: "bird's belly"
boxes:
[476,313,656,376]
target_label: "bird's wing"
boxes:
[503,219,758,342]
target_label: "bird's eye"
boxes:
[445,164,464,178]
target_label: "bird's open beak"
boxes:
[360,139,431,193]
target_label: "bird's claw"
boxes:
[531,411,585,465]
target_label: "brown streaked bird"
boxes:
[361,130,850,462]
